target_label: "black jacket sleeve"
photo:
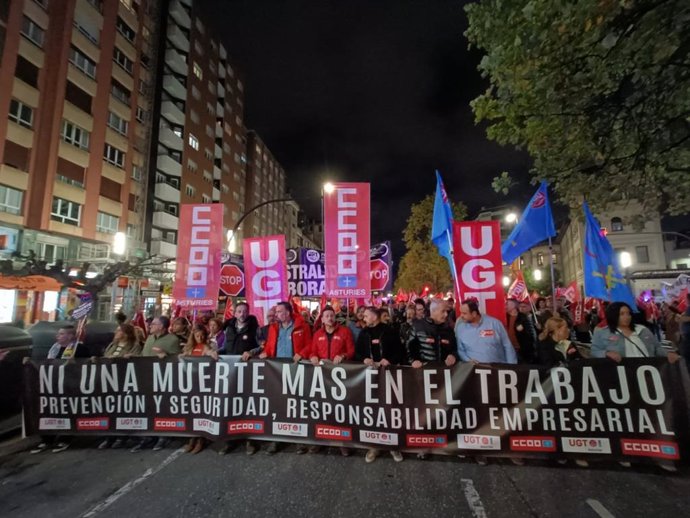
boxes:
[354,329,370,361]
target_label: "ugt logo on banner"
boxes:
[324,183,371,298]
[172,204,224,309]
[453,221,505,323]
[243,235,288,325]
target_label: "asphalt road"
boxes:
[1,437,689,518]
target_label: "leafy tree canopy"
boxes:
[396,194,467,293]
[466,0,690,217]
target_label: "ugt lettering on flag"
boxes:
[501,181,556,265]
[582,201,636,307]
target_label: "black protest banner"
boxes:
[23,358,690,462]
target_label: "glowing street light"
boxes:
[505,212,518,224]
[502,276,511,287]
[323,182,335,194]
[113,232,126,256]
[533,269,543,281]
[227,229,237,253]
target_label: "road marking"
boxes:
[586,498,616,518]
[81,448,184,518]
[461,478,487,518]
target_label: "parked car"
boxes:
[28,320,118,360]
[0,324,32,436]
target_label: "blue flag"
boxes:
[501,181,556,264]
[583,202,637,306]
[431,171,455,268]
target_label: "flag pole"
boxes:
[446,229,462,302]
[548,236,557,313]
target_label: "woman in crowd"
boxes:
[355,307,405,463]
[592,301,680,471]
[180,325,218,454]
[208,317,225,353]
[171,317,190,346]
[97,324,142,449]
[537,317,582,367]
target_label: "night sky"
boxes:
[201,0,537,254]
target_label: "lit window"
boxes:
[193,62,203,79]
[611,217,624,232]
[188,134,199,150]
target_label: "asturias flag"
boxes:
[583,202,636,307]
[431,170,455,264]
[501,181,556,265]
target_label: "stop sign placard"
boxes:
[370,258,389,292]
[219,264,244,296]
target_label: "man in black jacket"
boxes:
[223,302,259,356]
[505,298,537,363]
[407,299,458,460]
[221,302,260,455]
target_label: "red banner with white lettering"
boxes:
[507,270,530,302]
[324,183,371,299]
[563,281,585,325]
[172,204,224,310]
[243,235,289,326]
[453,220,506,324]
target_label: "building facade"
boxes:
[0,0,159,321]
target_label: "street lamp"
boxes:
[227,229,236,253]
[323,182,335,194]
[113,232,126,256]
[505,212,518,224]
[502,275,511,287]
[533,269,543,281]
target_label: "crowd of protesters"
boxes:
[28,292,688,472]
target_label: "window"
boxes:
[185,185,195,197]
[131,165,142,181]
[537,253,544,267]
[202,194,211,204]
[96,212,119,234]
[21,16,44,47]
[104,144,125,168]
[116,16,136,42]
[111,80,131,105]
[188,134,199,150]
[33,0,49,9]
[138,79,147,94]
[136,106,147,123]
[0,185,23,215]
[61,120,90,150]
[15,56,39,87]
[69,47,97,78]
[193,62,202,79]
[56,174,84,189]
[636,245,650,264]
[611,217,624,232]
[37,243,67,263]
[8,99,33,128]
[107,111,129,136]
[113,47,134,74]
[51,197,81,226]
[65,81,92,113]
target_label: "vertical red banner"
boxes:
[172,204,224,310]
[243,235,288,326]
[453,220,506,324]
[324,183,371,298]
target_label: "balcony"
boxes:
[215,123,223,139]
[157,153,182,177]
[215,143,223,158]
[170,0,191,28]
[155,182,180,203]
[150,238,177,258]
[167,24,189,53]
[217,82,225,99]
[163,74,186,100]
[161,100,185,126]
[153,210,179,230]
[216,101,224,117]
[212,187,220,201]
[213,165,222,180]
[165,48,187,76]
[159,125,183,151]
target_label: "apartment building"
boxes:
[145,0,247,263]
[0,0,158,320]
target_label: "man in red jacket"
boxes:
[259,301,312,454]
[308,305,355,457]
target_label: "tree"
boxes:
[466,0,690,218]
[395,194,467,293]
